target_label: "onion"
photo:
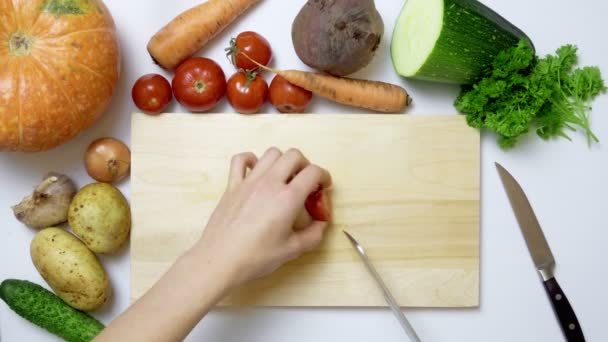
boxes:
[85,138,131,183]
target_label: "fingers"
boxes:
[228,152,258,189]
[239,148,331,197]
[249,147,283,179]
[271,148,310,182]
[293,209,314,231]
[288,221,328,256]
[288,164,332,202]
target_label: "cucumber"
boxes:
[0,279,104,342]
[391,0,533,84]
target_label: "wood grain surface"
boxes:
[131,113,480,307]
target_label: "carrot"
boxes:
[276,70,412,113]
[147,0,261,70]
[239,53,412,113]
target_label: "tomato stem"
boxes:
[224,37,239,67]
[238,51,279,74]
[193,80,207,93]
[243,70,258,89]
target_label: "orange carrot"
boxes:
[239,52,411,113]
[276,70,411,113]
[148,0,260,70]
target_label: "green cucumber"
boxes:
[0,279,104,342]
[391,0,534,84]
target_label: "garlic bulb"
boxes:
[12,173,77,229]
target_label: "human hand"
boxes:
[192,147,332,289]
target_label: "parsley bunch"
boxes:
[455,40,606,149]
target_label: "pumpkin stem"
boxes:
[9,32,35,56]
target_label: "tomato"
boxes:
[305,188,331,222]
[268,75,313,113]
[131,74,172,114]
[172,57,226,112]
[226,72,269,114]
[232,31,272,71]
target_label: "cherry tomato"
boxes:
[305,188,331,222]
[232,31,272,71]
[268,75,313,113]
[226,71,269,114]
[131,74,172,114]
[172,57,226,112]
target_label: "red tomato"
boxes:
[172,57,226,112]
[305,188,331,222]
[233,31,272,71]
[226,72,269,114]
[268,75,313,113]
[131,74,172,114]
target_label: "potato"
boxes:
[292,0,384,76]
[68,183,131,254]
[30,228,110,311]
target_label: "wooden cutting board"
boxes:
[131,113,480,307]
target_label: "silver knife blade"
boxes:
[343,231,421,342]
[495,163,556,280]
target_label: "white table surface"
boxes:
[2,0,607,341]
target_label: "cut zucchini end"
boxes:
[391,0,444,77]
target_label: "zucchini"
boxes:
[0,279,104,342]
[391,0,533,84]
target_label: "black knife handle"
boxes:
[543,277,585,342]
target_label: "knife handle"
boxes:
[543,277,585,342]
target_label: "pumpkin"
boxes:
[0,0,120,152]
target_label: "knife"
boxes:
[495,163,585,342]
[343,231,421,342]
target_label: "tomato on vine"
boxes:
[226,71,269,114]
[226,31,272,71]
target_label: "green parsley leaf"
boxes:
[455,40,606,149]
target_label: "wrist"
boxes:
[180,243,238,300]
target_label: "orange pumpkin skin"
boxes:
[0,0,121,152]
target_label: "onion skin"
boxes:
[12,173,77,229]
[85,138,131,183]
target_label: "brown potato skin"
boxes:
[68,183,131,254]
[292,0,384,76]
[30,228,110,311]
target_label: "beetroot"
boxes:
[292,0,384,77]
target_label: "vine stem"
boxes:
[238,50,280,74]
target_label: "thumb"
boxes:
[288,221,328,255]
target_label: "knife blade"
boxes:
[343,231,421,342]
[495,163,585,342]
